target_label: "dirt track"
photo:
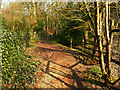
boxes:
[27,40,104,89]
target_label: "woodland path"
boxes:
[26,40,109,89]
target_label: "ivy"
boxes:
[2,29,41,88]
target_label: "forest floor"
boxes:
[26,39,120,89]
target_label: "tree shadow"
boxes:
[37,59,105,89]
[35,54,104,89]
[57,45,99,65]
[33,43,107,89]
[35,46,97,66]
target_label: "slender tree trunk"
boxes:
[52,20,54,35]
[47,15,48,39]
[109,20,114,64]
[101,8,106,49]
[29,2,34,40]
[84,2,99,60]
[0,2,2,89]
[0,2,1,9]
[92,2,99,58]
[44,22,45,31]
[97,1,106,74]
[119,36,120,59]
[35,2,38,18]
[105,1,111,77]
[84,30,89,62]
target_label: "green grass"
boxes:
[89,67,102,76]
[47,39,58,44]
[82,67,102,83]
[32,38,39,43]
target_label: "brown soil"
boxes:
[26,40,118,89]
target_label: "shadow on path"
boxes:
[34,41,104,89]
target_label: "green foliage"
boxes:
[39,30,47,40]
[32,37,40,45]
[2,29,41,88]
[54,29,84,47]
[2,17,10,29]
[53,3,86,47]
[24,28,31,48]
[33,19,46,34]
[89,67,102,76]
[54,29,71,46]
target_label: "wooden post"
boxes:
[71,38,72,48]
[118,35,120,61]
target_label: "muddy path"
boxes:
[27,40,104,89]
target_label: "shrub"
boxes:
[2,29,40,88]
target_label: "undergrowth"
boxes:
[2,29,41,88]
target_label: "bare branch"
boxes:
[111,29,120,33]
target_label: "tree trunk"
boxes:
[97,1,106,75]
[47,15,48,39]
[105,1,111,77]
[35,2,38,18]
[92,2,99,58]
[109,20,114,66]
[118,35,120,61]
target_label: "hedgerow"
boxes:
[2,29,40,88]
